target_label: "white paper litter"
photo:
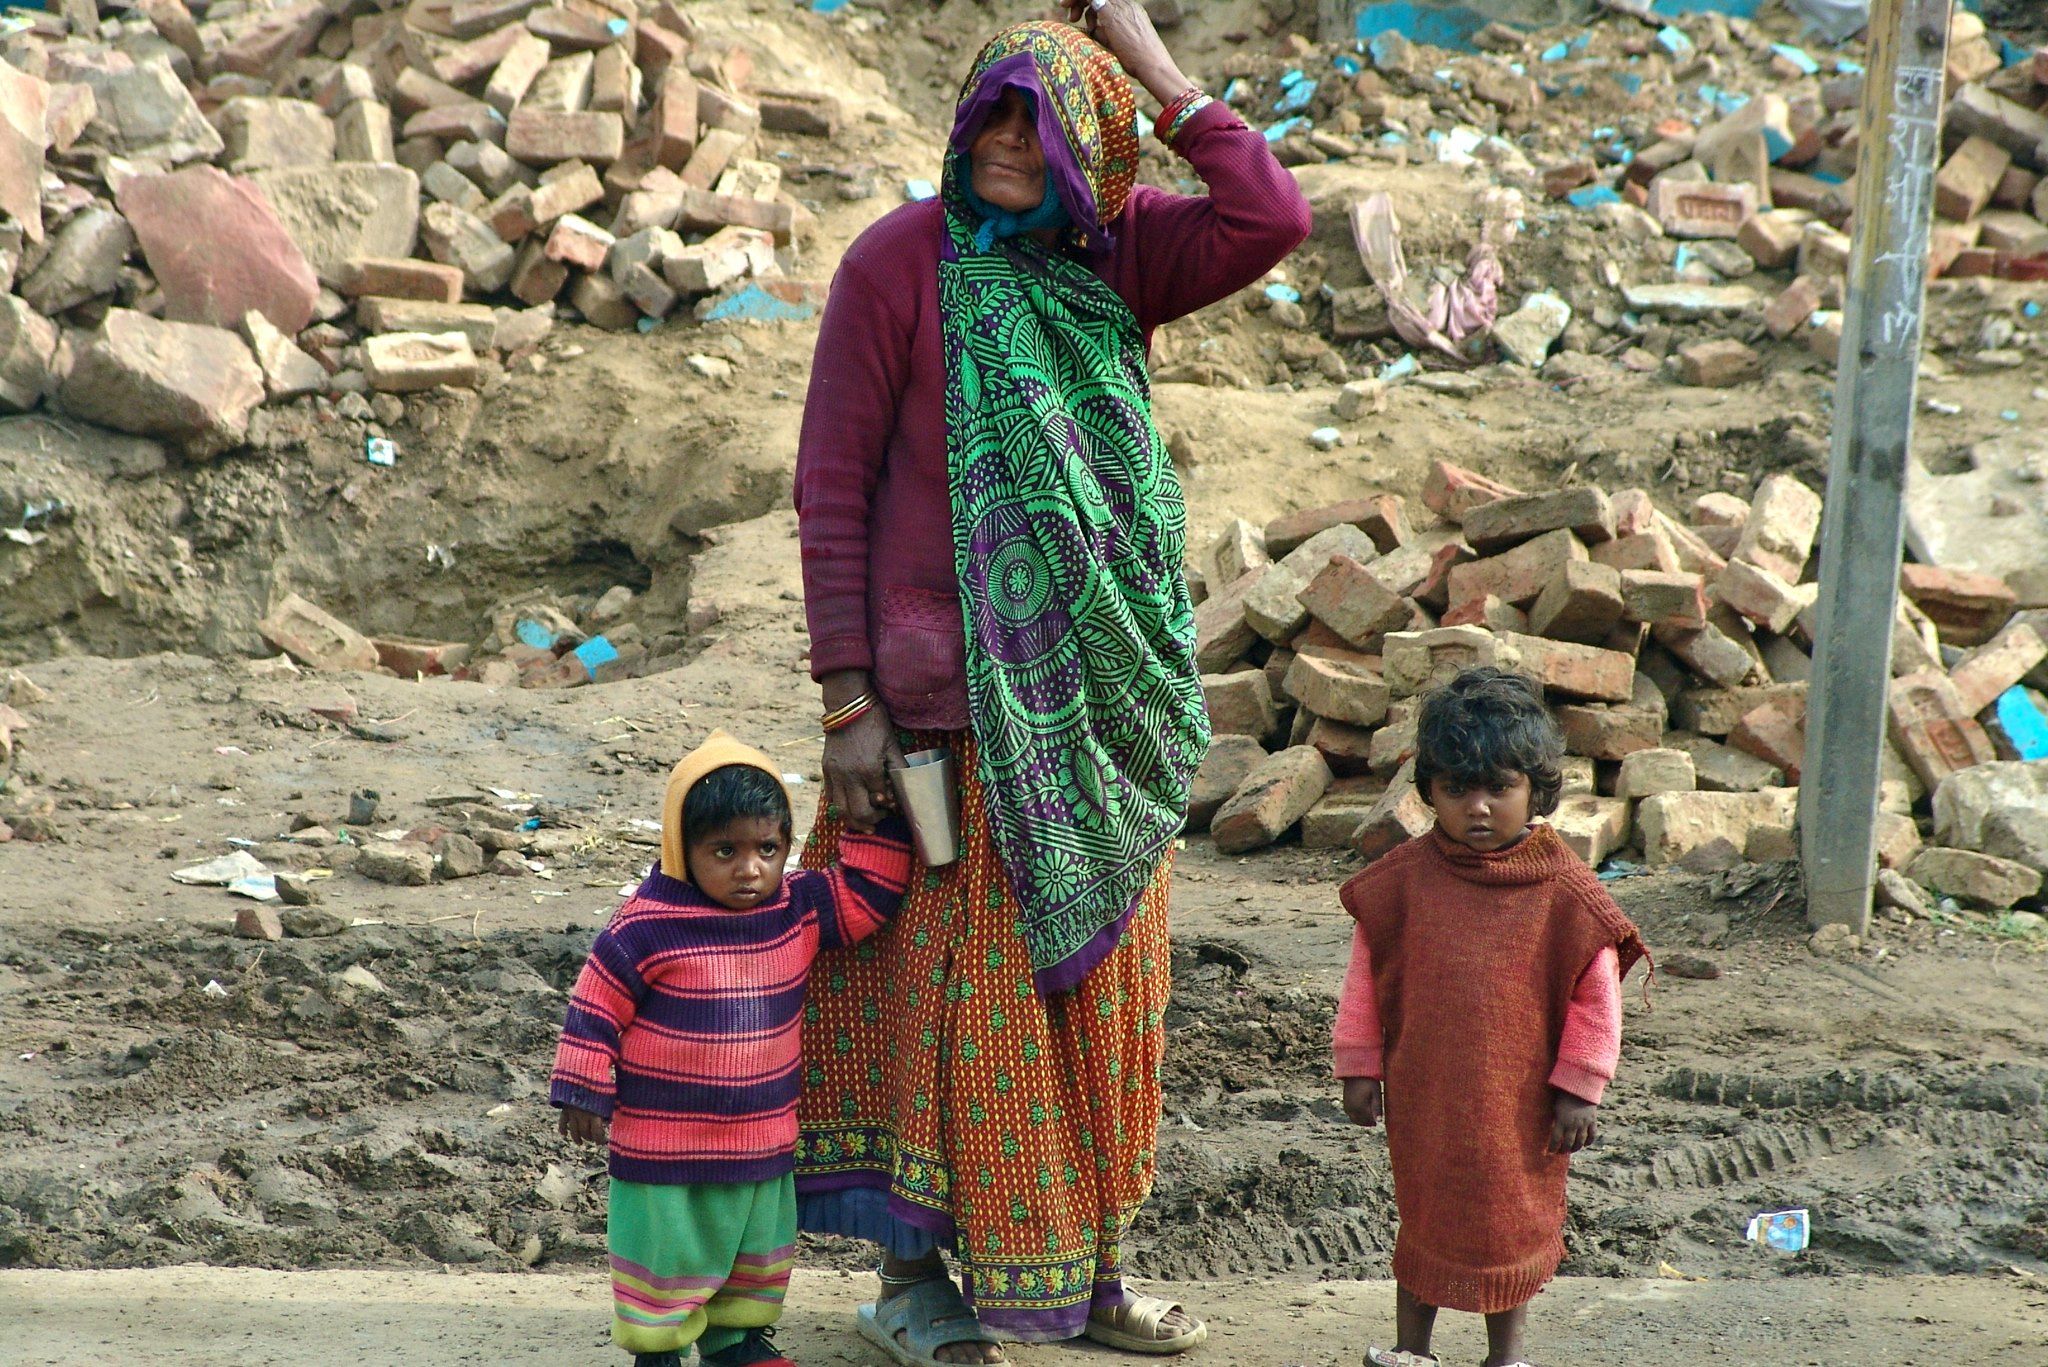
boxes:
[172,850,270,886]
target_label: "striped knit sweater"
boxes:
[550,815,913,1184]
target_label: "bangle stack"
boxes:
[1154,86,1213,148]
[821,692,874,733]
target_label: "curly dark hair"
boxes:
[1412,666,1566,816]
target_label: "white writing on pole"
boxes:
[1869,64,1943,357]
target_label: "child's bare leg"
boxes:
[1394,1284,1438,1356]
[1481,1301,1530,1365]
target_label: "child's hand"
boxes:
[1549,1093,1598,1153]
[1341,1077,1383,1127]
[558,1105,609,1146]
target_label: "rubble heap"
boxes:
[254,577,697,687]
[0,0,837,455]
[1187,463,2048,915]
[1201,6,2048,386]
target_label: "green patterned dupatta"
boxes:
[938,26,1209,994]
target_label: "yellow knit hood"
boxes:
[658,729,791,881]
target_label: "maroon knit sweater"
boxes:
[1340,825,1648,1314]
[792,99,1313,730]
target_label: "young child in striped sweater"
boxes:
[553,730,913,1367]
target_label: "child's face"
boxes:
[1426,770,1534,853]
[685,817,790,910]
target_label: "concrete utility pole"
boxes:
[1801,0,1951,931]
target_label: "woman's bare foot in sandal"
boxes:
[878,1252,1005,1364]
[1088,1291,1205,1348]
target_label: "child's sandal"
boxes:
[1365,1350,1438,1367]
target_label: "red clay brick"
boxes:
[1461,487,1615,554]
[1554,700,1663,760]
[1529,560,1623,644]
[1307,717,1377,777]
[1948,621,2047,715]
[1263,496,1409,559]
[1887,670,1999,792]
[1447,529,1588,608]
[1728,691,1807,782]
[1621,569,1708,629]
[1354,760,1435,864]
[1899,563,2019,647]
[1421,460,1521,523]
[1296,553,1410,648]
[1282,652,1391,727]
[1592,529,1682,575]
[1211,745,1331,853]
[1498,632,1635,703]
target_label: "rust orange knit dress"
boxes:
[1339,825,1648,1314]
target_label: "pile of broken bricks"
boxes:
[252,575,706,689]
[1189,461,2048,918]
[1214,7,2048,389]
[0,0,837,456]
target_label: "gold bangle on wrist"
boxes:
[821,693,874,732]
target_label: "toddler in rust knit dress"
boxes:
[1334,668,1649,1367]
[552,731,912,1367]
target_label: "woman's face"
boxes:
[969,87,1047,213]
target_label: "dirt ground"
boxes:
[4,517,2047,1363]
[5,1267,2047,1366]
[5,0,2048,1362]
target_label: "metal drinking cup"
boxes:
[889,747,961,867]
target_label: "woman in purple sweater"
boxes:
[791,4,1309,1363]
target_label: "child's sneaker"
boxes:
[701,1328,796,1367]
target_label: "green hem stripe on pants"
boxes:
[608,1174,796,1355]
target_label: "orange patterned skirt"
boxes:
[793,731,1171,1342]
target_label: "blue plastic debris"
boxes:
[904,179,936,202]
[1279,68,1307,87]
[515,618,557,651]
[702,284,817,324]
[1263,116,1309,143]
[1771,42,1820,75]
[2001,38,2031,69]
[1275,78,1318,114]
[521,816,542,831]
[1746,1208,1810,1253]
[1673,244,1693,271]
[1997,687,2048,761]
[2001,410,2022,423]
[1652,0,1761,15]
[811,0,849,10]
[1355,2,1496,54]
[1656,25,1693,56]
[1223,77,1252,105]
[1265,283,1302,304]
[2025,301,2042,320]
[1541,41,1570,61]
[1567,185,1622,209]
[636,316,659,334]
[1333,53,1362,76]
[1836,59,1864,75]
[573,635,619,678]
[365,436,396,467]
[1379,353,1419,381]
